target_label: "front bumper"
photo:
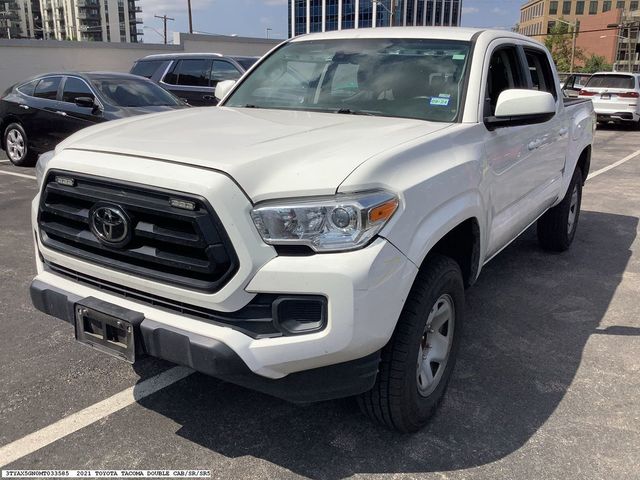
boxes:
[30,279,381,402]
[31,150,418,397]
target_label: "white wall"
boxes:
[0,33,281,91]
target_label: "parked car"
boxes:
[0,72,186,166]
[578,71,640,127]
[130,53,259,106]
[31,28,594,432]
[561,73,591,97]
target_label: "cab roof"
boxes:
[289,27,530,43]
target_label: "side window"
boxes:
[62,78,95,103]
[525,49,558,99]
[17,79,39,96]
[163,59,211,87]
[130,60,165,79]
[210,60,242,83]
[564,75,575,89]
[485,47,525,117]
[34,77,61,100]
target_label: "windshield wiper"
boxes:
[241,104,260,108]
[335,108,376,116]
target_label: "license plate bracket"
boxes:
[74,297,144,363]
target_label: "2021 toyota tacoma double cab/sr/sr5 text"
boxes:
[31,28,594,432]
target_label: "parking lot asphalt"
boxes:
[0,126,639,480]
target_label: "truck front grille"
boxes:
[38,171,238,293]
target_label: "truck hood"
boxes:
[58,107,451,202]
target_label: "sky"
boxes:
[138,0,522,43]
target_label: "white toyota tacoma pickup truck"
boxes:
[31,28,594,432]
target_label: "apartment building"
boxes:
[288,0,462,37]
[0,0,142,42]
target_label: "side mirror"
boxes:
[215,80,236,101]
[485,89,556,130]
[74,96,96,108]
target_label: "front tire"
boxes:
[358,254,464,433]
[537,167,583,252]
[4,123,36,167]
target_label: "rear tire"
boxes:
[537,167,583,252]
[3,123,37,167]
[358,254,464,433]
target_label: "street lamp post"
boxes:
[266,27,272,38]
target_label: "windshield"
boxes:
[586,74,636,89]
[225,39,471,122]
[91,78,182,107]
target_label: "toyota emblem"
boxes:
[90,205,131,247]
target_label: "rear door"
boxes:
[160,58,213,106]
[523,46,568,189]
[54,76,105,144]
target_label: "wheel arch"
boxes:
[577,145,591,185]
[419,217,482,288]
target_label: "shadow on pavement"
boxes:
[133,210,637,479]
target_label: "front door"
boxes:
[54,76,105,145]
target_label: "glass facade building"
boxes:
[288,0,462,37]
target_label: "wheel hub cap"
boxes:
[567,185,579,234]
[6,129,25,162]
[417,294,455,397]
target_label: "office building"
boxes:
[519,0,639,71]
[0,0,142,42]
[288,0,462,37]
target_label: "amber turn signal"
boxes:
[369,199,399,223]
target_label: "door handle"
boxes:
[55,111,67,116]
[19,104,29,110]
[559,127,568,136]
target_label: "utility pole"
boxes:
[570,22,577,74]
[187,0,193,34]
[154,14,174,45]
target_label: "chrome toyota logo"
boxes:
[90,205,131,247]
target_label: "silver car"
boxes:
[579,72,640,127]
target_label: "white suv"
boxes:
[579,72,640,127]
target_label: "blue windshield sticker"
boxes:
[430,97,450,106]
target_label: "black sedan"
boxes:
[0,72,186,166]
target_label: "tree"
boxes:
[544,20,583,73]
[512,23,520,33]
[580,54,613,73]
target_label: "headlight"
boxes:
[35,150,55,189]
[250,191,399,252]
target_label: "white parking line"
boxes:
[587,147,640,180]
[0,366,194,468]
[0,169,36,180]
